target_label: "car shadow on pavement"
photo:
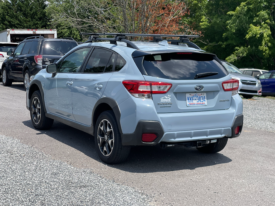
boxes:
[23,120,232,173]
[0,83,25,91]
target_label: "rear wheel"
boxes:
[242,94,253,99]
[197,138,228,153]
[94,111,131,164]
[24,70,30,90]
[30,90,53,130]
[2,68,12,86]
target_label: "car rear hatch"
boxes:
[133,51,233,113]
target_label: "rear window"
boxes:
[142,53,227,80]
[0,44,17,53]
[42,41,77,56]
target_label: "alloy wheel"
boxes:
[2,70,6,84]
[24,73,30,89]
[31,97,41,124]
[97,119,115,156]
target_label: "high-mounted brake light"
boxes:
[34,55,43,65]
[222,79,239,95]
[122,80,172,99]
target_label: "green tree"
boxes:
[0,0,49,30]
[225,0,275,69]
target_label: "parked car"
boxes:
[221,61,262,99]
[26,33,243,164]
[239,68,268,78]
[1,36,78,89]
[258,71,275,96]
[0,42,18,81]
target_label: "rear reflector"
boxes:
[222,79,239,95]
[234,126,240,135]
[34,55,43,65]
[142,133,157,142]
[122,80,172,99]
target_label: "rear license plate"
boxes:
[186,93,207,106]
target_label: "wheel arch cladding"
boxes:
[92,98,122,136]
[28,80,47,113]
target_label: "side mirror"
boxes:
[7,51,14,56]
[46,64,57,74]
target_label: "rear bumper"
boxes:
[121,114,243,146]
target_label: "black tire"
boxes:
[2,67,12,86]
[197,138,228,153]
[94,110,131,164]
[30,90,53,130]
[24,70,30,90]
[242,95,254,99]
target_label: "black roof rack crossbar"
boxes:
[81,33,200,50]
[24,36,44,41]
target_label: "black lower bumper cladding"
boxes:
[230,115,244,138]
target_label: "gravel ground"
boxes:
[243,97,275,133]
[0,135,150,206]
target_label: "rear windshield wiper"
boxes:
[194,72,218,79]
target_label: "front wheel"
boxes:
[197,138,228,153]
[30,90,53,130]
[94,111,131,164]
[2,68,12,86]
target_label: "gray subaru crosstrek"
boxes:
[26,33,243,164]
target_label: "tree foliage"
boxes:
[184,0,275,70]
[0,0,49,30]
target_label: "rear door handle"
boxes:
[95,84,103,90]
[66,81,73,86]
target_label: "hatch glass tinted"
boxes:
[42,41,77,56]
[142,53,227,80]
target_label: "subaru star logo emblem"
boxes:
[195,85,204,91]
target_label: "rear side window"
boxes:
[105,53,116,72]
[42,41,77,56]
[84,48,112,73]
[28,41,39,54]
[21,42,32,55]
[142,53,227,80]
[115,54,126,71]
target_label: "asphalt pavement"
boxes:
[0,83,274,206]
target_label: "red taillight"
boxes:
[34,55,43,65]
[0,54,4,58]
[235,126,240,135]
[222,79,239,95]
[122,80,172,98]
[142,133,157,142]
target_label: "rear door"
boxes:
[72,47,115,125]
[140,52,231,113]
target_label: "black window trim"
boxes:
[56,46,93,74]
[80,46,127,74]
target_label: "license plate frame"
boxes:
[186,93,207,106]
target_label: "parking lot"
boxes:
[0,83,275,206]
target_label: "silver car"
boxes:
[221,61,262,99]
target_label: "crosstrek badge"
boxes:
[186,93,207,106]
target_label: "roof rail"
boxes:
[81,33,200,50]
[62,37,76,41]
[24,36,44,41]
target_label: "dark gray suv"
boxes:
[1,36,78,89]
